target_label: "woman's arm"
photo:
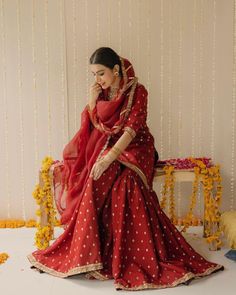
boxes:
[105,129,135,161]
[90,130,135,180]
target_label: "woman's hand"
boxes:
[88,82,102,109]
[90,157,111,180]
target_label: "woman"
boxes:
[28,47,223,291]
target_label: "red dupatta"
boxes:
[52,57,139,225]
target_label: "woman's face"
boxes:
[90,64,118,89]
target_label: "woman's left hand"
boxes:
[90,157,111,180]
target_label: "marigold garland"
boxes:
[32,156,59,250]
[0,253,9,264]
[160,165,177,223]
[159,157,223,250]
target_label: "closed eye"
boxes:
[92,71,104,76]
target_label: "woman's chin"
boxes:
[101,84,109,89]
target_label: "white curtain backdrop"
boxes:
[0,0,235,220]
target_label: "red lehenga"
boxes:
[27,57,223,291]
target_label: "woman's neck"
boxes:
[110,76,121,91]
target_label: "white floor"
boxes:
[0,226,235,295]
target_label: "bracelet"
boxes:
[124,127,136,139]
[110,146,122,156]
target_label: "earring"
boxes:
[115,72,119,76]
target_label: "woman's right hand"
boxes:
[89,82,102,106]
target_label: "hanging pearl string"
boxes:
[191,0,197,157]
[177,0,184,219]
[210,0,216,161]
[136,0,140,76]
[118,0,122,53]
[197,0,204,219]
[31,0,39,183]
[146,0,151,103]
[128,0,132,59]
[44,0,52,155]
[159,0,164,160]
[158,0,164,205]
[85,0,89,100]
[72,0,77,133]
[0,0,11,218]
[230,0,236,210]
[198,0,203,158]
[60,0,68,145]
[17,0,26,220]
[177,0,183,159]
[107,0,111,45]
[96,0,100,45]
[167,0,173,159]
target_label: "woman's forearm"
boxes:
[104,129,135,162]
[87,100,96,112]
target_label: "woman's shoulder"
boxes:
[135,82,148,96]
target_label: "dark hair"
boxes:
[89,47,123,77]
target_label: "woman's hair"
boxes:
[89,47,123,77]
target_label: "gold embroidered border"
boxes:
[85,270,109,281]
[118,160,149,190]
[114,264,223,291]
[27,254,103,278]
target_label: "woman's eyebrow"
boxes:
[91,70,104,74]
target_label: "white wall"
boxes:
[0,0,235,220]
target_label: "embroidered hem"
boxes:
[84,270,109,280]
[27,254,103,278]
[114,264,224,291]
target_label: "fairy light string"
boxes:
[230,0,236,210]
[191,0,197,157]
[197,0,204,219]
[44,0,52,155]
[60,0,68,145]
[85,0,89,100]
[31,0,39,182]
[72,0,77,132]
[146,0,151,102]
[210,0,216,161]
[0,0,11,218]
[17,0,26,220]
[160,0,164,160]
[118,0,122,53]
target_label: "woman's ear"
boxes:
[113,64,119,74]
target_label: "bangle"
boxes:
[124,127,136,139]
[111,146,122,156]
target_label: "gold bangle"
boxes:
[124,127,136,139]
[111,146,122,156]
